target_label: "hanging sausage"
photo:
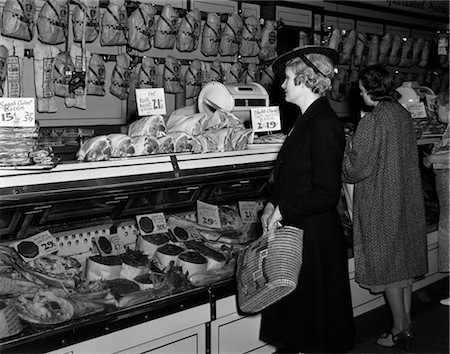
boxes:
[100,0,127,46]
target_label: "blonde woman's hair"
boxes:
[286,53,334,96]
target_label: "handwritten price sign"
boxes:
[136,212,168,234]
[251,106,281,132]
[238,201,264,224]
[136,88,166,116]
[0,98,35,127]
[11,230,59,262]
[197,200,221,229]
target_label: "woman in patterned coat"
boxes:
[342,65,428,349]
[260,46,355,353]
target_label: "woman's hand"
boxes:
[261,202,274,230]
[267,205,282,231]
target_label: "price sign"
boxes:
[11,230,59,262]
[186,226,203,242]
[136,212,168,235]
[238,201,264,224]
[251,106,281,132]
[407,102,427,119]
[136,88,166,116]
[0,98,35,127]
[92,234,125,256]
[197,200,221,229]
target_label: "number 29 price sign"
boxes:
[0,98,35,127]
[251,106,281,133]
[136,88,167,116]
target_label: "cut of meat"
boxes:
[108,134,134,158]
[177,250,207,276]
[184,240,227,270]
[155,244,184,268]
[136,234,169,257]
[131,136,159,155]
[77,135,111,162]
[85,255,122,281]
[128,115,167,138]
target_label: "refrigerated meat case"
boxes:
[0,147,279,353]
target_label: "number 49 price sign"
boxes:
[0,98,35,127]
[251,106,281,133]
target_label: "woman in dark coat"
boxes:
[260,46,355,353]
[342,65,427,349]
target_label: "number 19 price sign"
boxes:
[251,106,281,133]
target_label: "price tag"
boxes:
[92,234,125,256]
[0,98,35,127]
[136,88,166,116]
[238,201,264,224]
[407,102,427,119]
[197,200,221,229]
[186,226,203,242]
[11,230,59,262]
[136,212,168,235]
[251,106,281,132]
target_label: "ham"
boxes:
[176,8,201,52]
[240,15,261,57]
[184,240,227,271]
[203,128,234,152]
[367,35,380,66]
[327,28,342,52]
[177,250,207,276]
[184,59,202,99]
[412,37,425,66]
[378,33,392,65]
[110,53,130,100]
[331,67,349,102]
[419,39,432,67]
[341,29,356,64]
[398,37,414,67]
[100,0,127,46]
[128,115,166,138]
[244,63,260,84]
[1,0,35,41]
[223,62,242,84]
[259,19,277,62]
[260,64,275,90]
[388,35,402,66]
[131,135,159,155]
[219,13,243,56]
[77,135,111,161]
[166,111,207,136]
[154,4,178,49]
[87,53,106,96]
[201,12,221,57]
[108,133,134,157]
[127,2,157,52]
[353,32,366,66]
[72,0,100,43]
[65,44,90,110]
[167,131,203,153]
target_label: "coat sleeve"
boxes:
[279,116,345,226]
[342,112,381,183]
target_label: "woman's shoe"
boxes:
[376,328,414,350]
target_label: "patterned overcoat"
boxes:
[342,101,428,286]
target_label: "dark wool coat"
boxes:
[260,97,355,353]
[342,101,428,286]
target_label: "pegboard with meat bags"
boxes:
[0,0,280,112]
[318,27,449,102]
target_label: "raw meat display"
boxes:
[388,35,402,66]
[367,35,380,66]
[353,32,366,66]
[259,19,278,61]
[341,29,356,64]
[378,33,392,65]
[128,115,166,138]
[398,37,414,67]
[77,135,111,161]
[131,135,159,155]
[108,133,134,157]
[177,250,207,276]
[166,110,207,136]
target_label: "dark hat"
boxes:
[272,45,339,76]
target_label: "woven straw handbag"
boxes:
[236,225,304,314]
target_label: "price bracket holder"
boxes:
[0,97,35,127]
[136,88,167,116]
[197,200,222,229]
[238,201,264,224]
[136,212,169,235]
[11,230,59,262]
[251,106,281,133]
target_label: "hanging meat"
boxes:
[184,59,202,99]
[127,2,157,52]
[128,115,166,139]
[240,15,261,57]
[163,55,183,94]
[166,131,203,153]
[244,63,260,84]
[223,62,242,84]
[166,111,207,136]
[367,34,380,66]
[398,37,414,67]
[0,46,8,97]
[260,64,275,90]
[65,44,90,110]
[138,57,158,88]
[411,37,425,66]
[353,32,366,66]
[53,51,75,98]
[378,33,392,66]
[201,12,221,57]
[388,35,402,66]
[100,0,127,46]
[87,53,105,96]
[341,29,356,65]
[219,13,243,56]
[418,39,432,67]
[327,28,342,52]
[259,19,277,62]
[77,135,111,162]
[177,8,201,52]
[110,53,130,100]
[37,0,69,45]
[1,0,35,41]
[299,31,309,47]
[331,67,349,102]
[34,43,60,112]
[108,133,134,158]
[72,0,100,43]
[154,4,178,49]
[208,59,222,83]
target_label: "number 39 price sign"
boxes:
[251,106,281,133]
[0,98,35,127]
[136,88,167,116]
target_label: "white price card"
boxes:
[407,102,427,119]
[238,201,264,224]
[92,234,125,256]
[0,98,35,127]
[11,230,59,261]
[136,88,166,116]
[197,200,221,229]
[136,212,168,234]
[251,106,281,132]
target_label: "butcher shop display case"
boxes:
[0,146,279,353]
